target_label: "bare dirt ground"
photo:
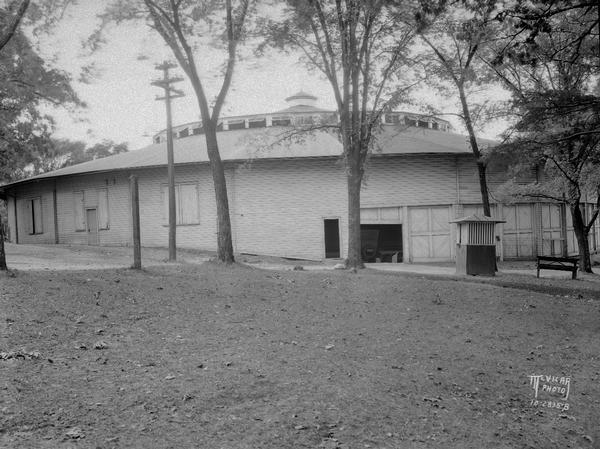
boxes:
[4,244,210,271]
[1,247,599,448]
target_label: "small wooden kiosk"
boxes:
[451,215,505,276]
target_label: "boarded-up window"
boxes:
[161,186,178,223]
[227,120,245,130]
[272,117,291,126]
[24,198,43,234]
[74,191,85,231]
[248,118,266,128]
[178,184,199,224]
[98,189,109,230]
[32,198,42,234]
[162,183,199,225]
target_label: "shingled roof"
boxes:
[1,125,495,190]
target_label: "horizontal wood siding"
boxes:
[8,151,593,262]
[362,155,458,207]
[232,159,347,260]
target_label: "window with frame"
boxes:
[98,188,110,230]
[73,191,85,231]
[272,116,291,126]
[248,118,266,128]
[25,197,43,235]
[385,113,401,124]
[227,119,245,130]
[161,183,200,225]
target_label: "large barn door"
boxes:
[408,206,451,262]
[502,204,534,258]
[541,204,563,256]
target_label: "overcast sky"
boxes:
[35,1,508,152]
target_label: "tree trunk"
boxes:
[205,127,235,264]
[0,223,7,271]
[476,160,491,217]
[458,84,491,216]
[570,204,592,273]
[346,159,363,269]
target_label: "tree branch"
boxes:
[0,0,30,53]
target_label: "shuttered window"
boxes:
[161,183,199,225]
[25,198,43,234]
[73,191,85,231]
[98,189,109,230]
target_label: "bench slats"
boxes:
[536,256,578,280]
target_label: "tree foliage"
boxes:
[418,1,505,217]
[98,0,252,263]
[262,0,420,268]
[0,1,81,184]
[489,1,600,271]
[492,0,599,68]
[25,138,129,176]
[0,0,82,271]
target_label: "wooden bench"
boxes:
[536,256,579,279]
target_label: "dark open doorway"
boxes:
[360,224,403,262]
[324,219,340,258]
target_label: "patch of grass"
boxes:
[1,264,598,448]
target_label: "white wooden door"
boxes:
[408,206,451,262]
[540,204,562,256]
[502,204,534,258]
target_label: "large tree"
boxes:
[264,0,419,269]
[28,138,129,175]
[100,0,252,264]
[418,1,503,217]
[0,0,80,271]
[489,2,600,272]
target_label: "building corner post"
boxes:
[53,182,59,244]
[129,175,142,269]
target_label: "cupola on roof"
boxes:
[285,90,318,102]
[284,90,319,108]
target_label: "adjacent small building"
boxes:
[1,92,597,262]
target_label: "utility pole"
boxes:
[152,62,184,262]
[130,174,142,269]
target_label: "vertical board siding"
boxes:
[541,203,562,256]
[408,206,452,262]
[502,204,534,258]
